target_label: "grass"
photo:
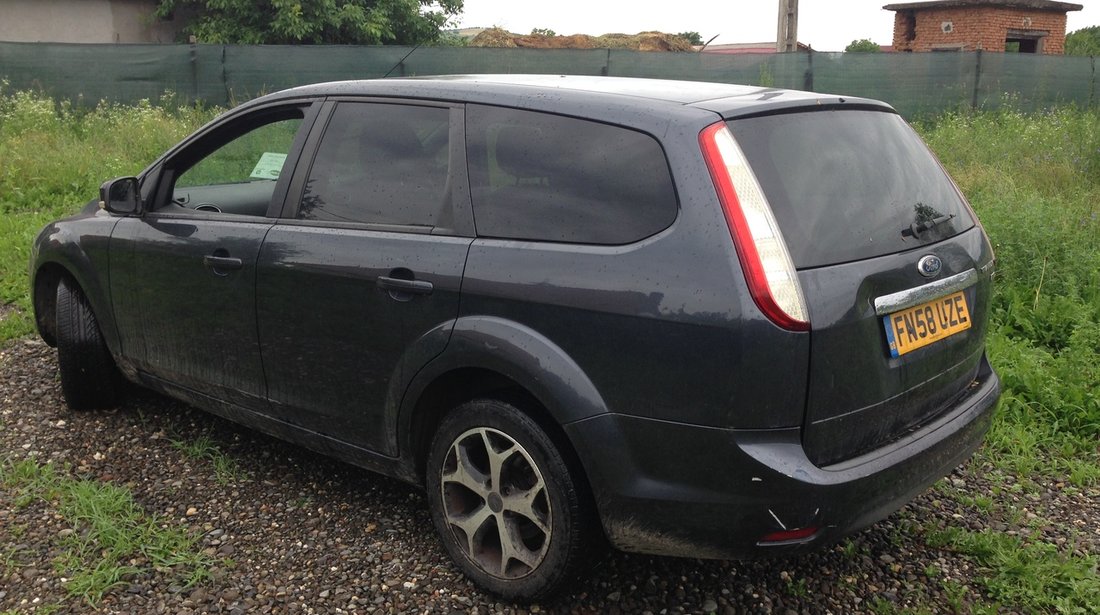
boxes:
[914,107,1100,614]
[917,107,1100,489]
[171,434,249,485]
[927,526,1100,614]
[0,88,1098,612]
[0,457,215,606]
[0,80,217,334]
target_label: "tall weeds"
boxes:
[0,83,217,337]
[920,108,1100,482]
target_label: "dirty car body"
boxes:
[30,75,1000,598]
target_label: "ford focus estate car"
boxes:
[30,75,1000,600]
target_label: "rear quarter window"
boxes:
[729,109,975,269]
[467,105,677,244]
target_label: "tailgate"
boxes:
[727,107,994,466]
[798,229,993,466]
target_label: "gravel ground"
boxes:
[2,338,1097,614]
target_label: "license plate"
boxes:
[883,291,972,357]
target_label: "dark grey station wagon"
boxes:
[30,75,1001,600]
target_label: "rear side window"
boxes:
[300,102,450,227]
[467,105,677,244]
[730,110,975,269]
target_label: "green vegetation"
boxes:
[155,0,463,45]
[916,107,1100,613]
[927,527,1100,613]
[0,82,217,339]
[0,458,215,605]
[172,434,249,485]
[676,31,705,46]
[0,87,1098,613]
[917,108,1100,488]
[845,38,882,53]
[1065,26,1100,57]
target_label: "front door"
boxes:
[111,103,316,408]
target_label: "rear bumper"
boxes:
[564,355,1000,559]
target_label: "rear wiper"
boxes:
[904,213,955,238]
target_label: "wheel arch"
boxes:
[32,262,67,347]
[398,316,610,489]
[405,365,606,552]
[32,258,117,352]
[30,218,120,354]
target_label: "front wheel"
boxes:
[425,399,596,601]
[55,277,119,410]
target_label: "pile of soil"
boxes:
[469,28,695,52]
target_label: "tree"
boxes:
[1065,26,1100,56]
[677,31,704,46]
[156,0,464,45]
[530,28,556,37]
[845,38,881,53]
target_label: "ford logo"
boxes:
[917,255,943,278]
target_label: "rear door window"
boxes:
[300,102,451,227]
[729,110,975,269]
[467,105,677,244]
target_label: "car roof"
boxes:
[254,75,896,119]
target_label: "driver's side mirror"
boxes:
[99,177,142,215]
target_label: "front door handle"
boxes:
[377,276,434,296]
[203,255,243,273]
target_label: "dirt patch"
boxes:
[0,303,18,324]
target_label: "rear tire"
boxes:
[425,399,595,601]
[56,277,119,410]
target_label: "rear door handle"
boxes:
[203,255,243,272]
[377,276,434,295]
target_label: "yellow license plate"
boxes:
[883,291,972,357]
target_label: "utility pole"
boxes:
[777,0,799,53]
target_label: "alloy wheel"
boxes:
[439,427,552,579]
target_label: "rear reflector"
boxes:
[699,122,809,332]
[758,526,820,544]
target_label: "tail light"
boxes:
[699,122,809,332]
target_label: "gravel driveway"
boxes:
[2,338,1096,614]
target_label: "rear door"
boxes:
[729,109,995,466]
[256,100,473,455]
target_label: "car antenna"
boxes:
[382,43,423,78]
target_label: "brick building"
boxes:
[884,0,1082,54]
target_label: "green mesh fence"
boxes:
[1,42,1097,117]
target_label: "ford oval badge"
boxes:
[917,255,942,278]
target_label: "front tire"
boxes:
[56,277,119,410]
[425,399,595,601]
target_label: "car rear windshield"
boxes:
[728,109,975,269]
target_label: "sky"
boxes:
[455,0,1100,52]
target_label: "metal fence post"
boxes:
[972,49,983,111]
[804,49,814,92]
[1091,55,1096,109]
[221,45,229,107]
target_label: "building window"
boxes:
[1006,29,1047,54]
